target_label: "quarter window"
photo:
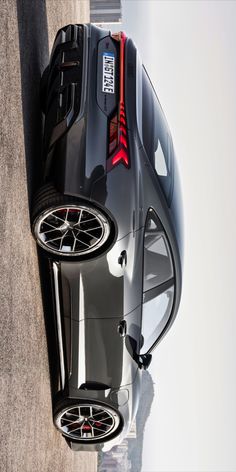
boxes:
[155,141,168,176]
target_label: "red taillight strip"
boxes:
[120,133,127,148]
[112,148,129,167]
[119,124,127,136]
[107,32,129,170]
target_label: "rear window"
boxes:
[142,67,174,205]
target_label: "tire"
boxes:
[31,184,112,259]
[40,65,50,114]
[53,399,122,443]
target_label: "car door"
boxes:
[140,208,175,354]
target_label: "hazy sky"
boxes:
[118,1,236,471]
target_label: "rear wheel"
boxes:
[32,184,112,258]
[54,401,122,443]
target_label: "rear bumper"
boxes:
[44,25,86,150]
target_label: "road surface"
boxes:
[0,1,97,471]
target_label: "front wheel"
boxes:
[54,401,122,443]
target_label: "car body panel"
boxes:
[67,313,140,393]
[55,232,143,392]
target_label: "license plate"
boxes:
[102,52,115,94]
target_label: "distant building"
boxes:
[90,0,122,24]
[98,372,155,472]
[127,420,137,439]
[99,439,131,472]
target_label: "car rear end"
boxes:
[41,23,143,240]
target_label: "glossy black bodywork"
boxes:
[35,23,183,451]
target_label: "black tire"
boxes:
[53,398,122,444]
[40,65,50,114]
[31,184,113,260]
[31,183,75,222]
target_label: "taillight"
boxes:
[107,32,129,170]
[108,114,119,155]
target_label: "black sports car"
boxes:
[32,23,183,451]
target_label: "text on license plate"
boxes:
[102,52,115,94]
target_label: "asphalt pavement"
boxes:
[0,1,97,471]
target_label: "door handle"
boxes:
[118,250,127,268]
[117,320,127,337]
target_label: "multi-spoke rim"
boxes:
[55,404,120,441]
[34,205,110,256]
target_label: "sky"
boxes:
[117,1,236,471]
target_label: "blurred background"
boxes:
[1,1,236,471]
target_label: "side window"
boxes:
[144,211,174,292]
[142,67,174,205]
[140,285,174,354]
[141,210,175,353]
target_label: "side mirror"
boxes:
[138,353,152,370]
[125,335,152,370]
